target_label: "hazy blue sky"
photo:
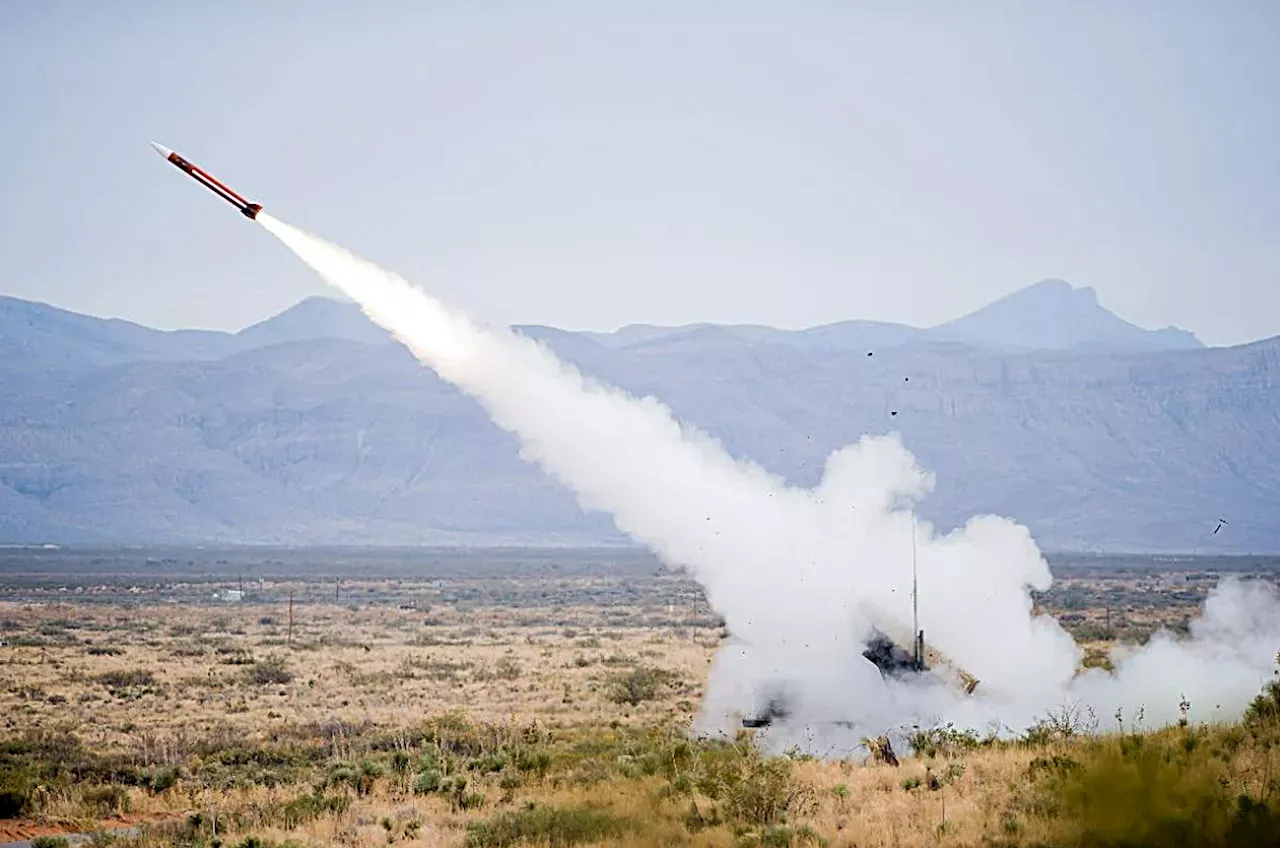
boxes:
[2,2,1276,344]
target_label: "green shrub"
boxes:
[83,784,131,816]
[325,758,385,796]
[666,739,814,827]
[278,791,348,829]
[904,723,981,758]
[605,666,678,706]
[0,769,33,817]
[1036,729,1280,848]
[412,769,442,794]
[514,747,551,776]
[464,804,632,848]
[459,792,486,810]
[470,752,508,774]
[1244,679,1280,731]
[31,837,70,848]
[148,766,180,793]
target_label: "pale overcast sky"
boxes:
[1,2,1276,345]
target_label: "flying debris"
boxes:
[149,142,262,219]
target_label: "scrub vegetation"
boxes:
[0,559,1276,847]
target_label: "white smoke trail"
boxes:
[259,213,1280,752]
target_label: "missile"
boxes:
[150,142,262,220]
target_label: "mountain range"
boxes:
[1,280,1275,552]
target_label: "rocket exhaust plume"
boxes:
[256,212,1280,754]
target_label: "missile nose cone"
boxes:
[150,140,173,158]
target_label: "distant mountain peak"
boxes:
[236,295,389,347]
[934,279,1202,352]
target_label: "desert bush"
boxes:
[605,666,678,706]
[514,747,551,776]
[760,825,824,847]
[470,752,509,774]
[0,769,33,817]
[147,765,180,793]
[328,759,383,796]
[1032,725,1280,848]
[83,784,131,816]
[664,738,815,827]
[464,803,632,848]
[904,722,982,758]
[1081,645,1114,670]
[495,657,522,681]
[412,769,442,794]
[95,670,156,689]
[31,837,70,848]
[196,744,321,790]
[218,648,256,665]
[245,657,293,686]
[459,791,486,810]
[353,758,381,799]
[277,791,348,828]
[1022,701,1097,745]
[1244,678,1280,731]
[230,838,307,848]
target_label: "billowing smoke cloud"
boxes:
[259,213,1280,754]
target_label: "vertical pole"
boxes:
[288,592,294,646]
[336,578,340,604]
[911,512,920,670]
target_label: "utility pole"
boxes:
[288,593,294,646]
[335,578,340,605]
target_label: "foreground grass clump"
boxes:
[1037,736,1278,847]
[662,735,817,829]
[465,802,634,848]
[1018,685,1280,848]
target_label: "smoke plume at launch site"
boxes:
[259,212,1280,755]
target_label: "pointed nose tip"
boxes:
[150,140,173,158]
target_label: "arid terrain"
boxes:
[0,549,1277,847]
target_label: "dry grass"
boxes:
[0,600,713,753]
[1,594,1277,847]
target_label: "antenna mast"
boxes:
[911,511,921,670]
